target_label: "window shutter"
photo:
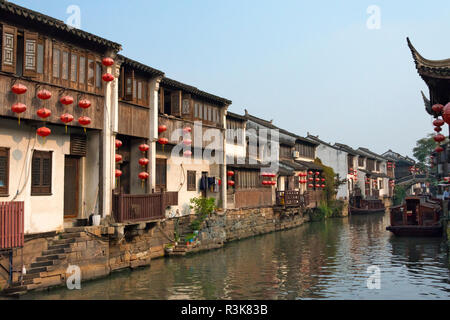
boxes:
[31,156,41,187]
[159,87,164,113]
[0,148,9,195]
[31,151,52,195]
[124,70,134,101]
[70,134,87,157]
[120,66,125,99]
[1,25,17,73]
[23,31,38,77]
[171,91,181,117]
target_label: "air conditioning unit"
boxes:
[292,151,299,158]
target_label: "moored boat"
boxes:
[349,195,385,215]
[386,196,443,237]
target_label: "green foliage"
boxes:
[393,185,406,205]
[310,200,345,221]
[189,197,217,231]
[413,133,444,172]
[314,158,347,205]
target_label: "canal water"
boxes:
[21,211,450,299]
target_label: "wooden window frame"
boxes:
[0,147,10,196]
[187,170,196,191]
[1,24,17,73]
[23,31,38,77]
[52,45,61,81]
[79,53,86,88]
[31,150,53,196]
[87,55,95,88]
[155,158,167,192]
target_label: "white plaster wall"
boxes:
[159,149,222,217]
[83,131,100,217]
[0,118,69,234]
[315,144,349,199]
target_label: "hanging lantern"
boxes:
[183,127,192,134]
[262,180,271,186]
[308,177,313,182]
[435,146,444,153]
[138,172,149,189]
[315,184,320,188]
[139,158,149,167]
[433,118,445,127]
[218,179,221,186]
[321,184,325,188]
[434,126,442,132]
[11,83,27,94]
[183,139,192,146]
[321,178,325,182]
[227,180,235,187]
[432,104,444,114]
[308,184,314,188]
[315,178,320,182]
[78,116,91,133]
[139,144,150,153]
[60,113,74,133]
[36,126,51,143]
[102,73,114,82]
[37,89,52,100]
[434,134,445,143]
[115,169,122,177]
[443,102,450,124]
[315,172,320,176]
[308,171,313,175]
[115,154,123,163]
[227,171,235,177]
[37,107,51,120]
[270,181,276,185]
[158,125,167,133]
[183,150,192,157]
[11,103,27,125]
[102,57,114,67]
[262,172,276,177]
[158,138,168,151]
[60,95,74,105]
[115,139,122,149]
[78,99,91,109]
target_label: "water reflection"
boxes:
[20,211,449,300]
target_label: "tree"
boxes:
[412,133,437,171]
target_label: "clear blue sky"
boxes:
[11,0,450,158]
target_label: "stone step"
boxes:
[22,273,40,281]
[27,266,48,274]
[60,232,84,239]
[64,227,86,233]
[49,238,76,246]
[2,285,27,295]
[47,243,71,251]
[36,254,66,262]
[42,248,66,256]
[31,260,55,268]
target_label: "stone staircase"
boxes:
[2,228,87,297]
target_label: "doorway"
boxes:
[64,156,80,218]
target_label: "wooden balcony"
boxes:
[0,201,24,250]
[112,192,178,223]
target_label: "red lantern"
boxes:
[60,95,74,105]
[227,171,235,177]
[434,134,445,143]
[37,107,51,119]
[434,126,442,132]
[308,171,313,175]
[183,127,192,134]
[158,138,168,150]
[78,99,91,109]
[11,103,27,125]
[138,172,149,189]
[183,150,192,157]
[102,57,114,67]
[315,178,320,182]
[139,144,150,153]
[270,181,276,185]
[433,118,445,127]
[11,83,27,94]
[227,180,235,187]
[183,139,192,146]
[262,172,276,177]
[139,158,149,167]
[315,184,320,188]
[36,127,51,143]
[115,154,123,163]
[37,89,52,100]
[435,146,444,153]
[432,104,444,114]
[315,172,320,176]
[115,169,122,177]
[443,103,450,124]
[321,184,325,188]
[78,116,91,133]
[308,177,313,182]
[115,139,122,149]
[158,125,167,133]
[321,178,325,182]
[102,73,114,82]
[262,180,271,186]
[308,184,314,188]
[60,113,74,133]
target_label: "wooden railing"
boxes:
[0,202,24,249]
[276,190,304,207]
[113,192,178,223]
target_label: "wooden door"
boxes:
[156,158,167,192]
[64,156,79,218]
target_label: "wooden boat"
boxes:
[386,196,443,237]
[349,195,385,215]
